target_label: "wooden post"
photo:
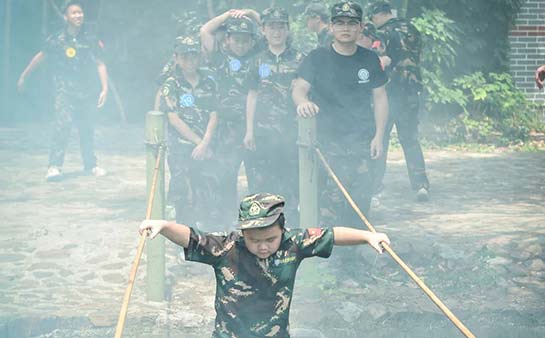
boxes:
[297,116,318,228]
[145,111,166,301]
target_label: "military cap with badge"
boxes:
[174,36,201,54]
[224,17,258,35]
[331,1,364,21]
[262,7,289,24]
[238,193,285,230]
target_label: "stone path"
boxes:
[0,125,544,337]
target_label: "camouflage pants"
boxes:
[244,128,298,220]
[49,91,96,170]
[167,140,221,229]
[371,91,429,192]
[319,135,373,227]
[216,121,245,224]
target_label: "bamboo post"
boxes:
[114,133,165,338]
[297,116,319,228]
[145,111,166,301]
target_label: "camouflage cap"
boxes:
[174,36,201,54]
[238,193,285,230]
[262,7,289,24]
[331,1,363,21]
[368,1,393,17]
[225,17,258,35]
[304,2,328,18]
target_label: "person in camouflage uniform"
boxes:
[160,37,220,228]
[304,2,332,49]
[369,1,430,202]
[17,1,108,181]
[243,8,305,221]
[200,10,261,221]
[140,192,390,338]
[293,1,389,225]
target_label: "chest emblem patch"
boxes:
[259,64,271,78]
[179,93,195,107]
[230,59,242,72]
[65,47,77,58]
[358,68,370,84]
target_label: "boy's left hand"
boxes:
[368,232,390,254]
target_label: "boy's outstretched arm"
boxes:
[139,220,190,248]
[333,227,390,253]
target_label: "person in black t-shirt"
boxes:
[293,1,389,224]
[17,1,108,182]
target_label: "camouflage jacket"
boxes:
[250,46,305,134]
[43,28,104,94]
[184,226,335,338]
[209,49,257,124]
[160,68,218,147]
[378,18,422,91]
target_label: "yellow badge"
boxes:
[65,47,76,58]
[162,86,170,96]
[342,3,351,11]
[248,202,262,217]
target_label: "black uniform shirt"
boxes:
[297,46,387,138]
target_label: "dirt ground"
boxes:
[0,124,544,338]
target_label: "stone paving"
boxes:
[0,125,544,337]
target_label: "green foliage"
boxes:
[449,73,543,143]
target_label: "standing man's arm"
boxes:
[371,85,388,159]
[17,52,45,91]
[96,61,108,108]
[292,78,319,118]
[536,64,545,90]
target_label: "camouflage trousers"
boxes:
[167,139,221,229]
[215,121,245,224]
[49,91,97,170]
[244,128,298,220]
[318,135,373,227]
[371,91,429,193]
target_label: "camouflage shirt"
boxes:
[378,18,422,91]
[184,226,335,338]
[209,49,257,124]
[250,47,305,134]
[43,28,104,94]
[160,68,219,147]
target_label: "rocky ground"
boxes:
[0,124,544,338]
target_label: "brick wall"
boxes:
[508,0,545,105]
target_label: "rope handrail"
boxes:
[314,147,476,338]
[114,144,164,338]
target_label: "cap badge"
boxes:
[248,202,262,217]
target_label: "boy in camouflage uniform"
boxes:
[200,10,261,221]
[140,193,390,338]
[369,1,430,201]
[17,1,108,181]
[244,8,305,220]
[160,37,220,228]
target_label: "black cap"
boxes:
[224,17,258,35]
[368,1,393,17]
[331,1,363,21]
[362,22,377,38]
[262,7,289,24]
[304,2,329,18]
[174,36,200,54]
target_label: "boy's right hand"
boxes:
[139,220,168,239]
[367,232,390,254]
